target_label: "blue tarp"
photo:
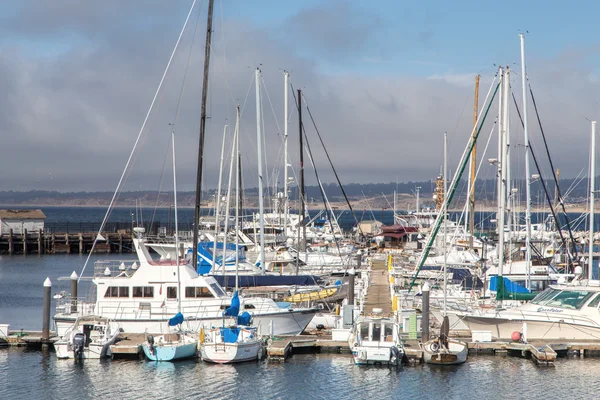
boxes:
[168,312,184,327]
[237,311,252,326]
[220,327,240,343]
[223,290,240,317]
[489,276,531,293]
[213,274,322,288]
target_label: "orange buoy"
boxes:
[511,331,522,342]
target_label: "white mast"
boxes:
[221,121,237,275]
[171,131,181,313]
[255,68,266,274]
[500,67,510,282]
[443,132,448,316]
[235,106,241,291]
[283,71,290,239]
[213,125,228,267]
[589,121,597,280]
[520,33,533,289]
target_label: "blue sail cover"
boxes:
[187,242,246,275]
[223,290,240,317]
[237,311,252,326]
[168,312,185,327]
[213,274,323,288]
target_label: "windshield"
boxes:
[210,283,226,297]
[532,289,594,310]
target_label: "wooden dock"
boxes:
[110,333,147,358]
[0,330,58,346]
[364,259,392,314]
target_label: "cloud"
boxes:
[0,0,598,195]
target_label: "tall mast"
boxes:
[171,131,181,313]
[213,125,228,268]
[589,121,596,280]
[235,107,241,291]
[468,75,480,250]
[498,67,510,289]
[520,33,533,289]
[298,89,306,253]
[193,0,215,271]
[255,68,266,274]
[443,132,448,316]
[283,71,290,240]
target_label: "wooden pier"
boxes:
[364,258,393,314]
[0,230,134,255]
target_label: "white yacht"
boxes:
[459,273,600,340]
[53,231,318,337]
[54,316,121,359]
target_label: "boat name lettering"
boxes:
[536,307,563,313]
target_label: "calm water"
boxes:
[2,256,600,399]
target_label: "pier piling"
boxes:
[422,282,430,342]
[70,271,78,314]
[42,277,51,344]
[23,228,27,254]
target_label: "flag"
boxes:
[160,300,165,308]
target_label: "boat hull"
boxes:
[142,342,198,361]
[421,339,468,365]
[200,341,263,364]
[54,342,112,359]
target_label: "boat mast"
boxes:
[520,33,533,289]
[298,89,306,253]
[497,67,510,303]
[443,131,448,317]
[222,120,237,275]
[255,68,266,274]
[468,75,480,250]
[589,121,596,280]
[171,131,181,313]
[283,71,290,241]
[235,106,241,291]
[193,0,215,271]
[213,125,228,268]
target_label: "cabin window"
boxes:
[544,290,594,309]
[185,287,213,298]
[133,286,154,298]
[167,287,177,299]
[531,288,559,304]
[587,294,600,308]
[384,324,394,342]
[244,304,256,310]
[359,324,369,341]
[372,324,382,342]
[210,283,226,297]
[104,287,129,298]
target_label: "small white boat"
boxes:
[422,337,468,365]
[348,313,405,366]
[142,332,198,361]
[54,316,120,359]
[142,312,198,361]
[200,291,264,364]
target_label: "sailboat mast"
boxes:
[283,71,290,240]
[443,132,448,316]
[193,0,215,271]
[589,121,596,280]
[213,125,228,268]
[255,68,266,274]
[520,33,533,289]
[235,106,241,291]
[468,75,480,250]
[498,67,510,288]
[298,89,306,253]
[171,132,181,313]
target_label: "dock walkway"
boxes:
[364,258,392,314]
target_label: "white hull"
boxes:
[54,342,113,359]
[201,341,263,364]
[421,339,468,365]
[56,309,316,338]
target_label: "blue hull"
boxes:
[142,342,197,361]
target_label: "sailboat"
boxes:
[141,79,198,362]
[421,133,468,366]
[201,126,265,364]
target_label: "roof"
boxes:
[0,209,47,219]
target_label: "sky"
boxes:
[1,0,600,193]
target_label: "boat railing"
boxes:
[93,260,141,278]
[55,297,96,317]
[474,308,600,326]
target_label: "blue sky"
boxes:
[1,0,599,191]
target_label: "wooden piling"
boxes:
[8,229,13,255]
[51,233,55,254]
[65,233,70,254]
[78,233,83,254]
[23,228,27,255]
[119,233,123,253]
[38,229,43,255]
[42,278,51,344]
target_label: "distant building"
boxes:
[0,210,46,234]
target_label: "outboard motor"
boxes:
[147,335,155,355]
[72,333,86,359]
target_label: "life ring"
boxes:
[431,342,440,352]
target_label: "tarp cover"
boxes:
[220,327,240,343]
[168,312,184,327]
[223,290,240,317]
[237,311,252,326]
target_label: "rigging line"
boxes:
[529,84,578,261]
[77,0,199,282]
[511,91,573,266]
[291,82,364,237]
